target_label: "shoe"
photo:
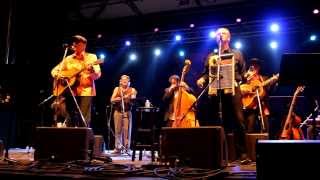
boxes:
[111,149,121,154]
[239,153,252,165]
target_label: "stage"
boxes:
[0,148,256,179]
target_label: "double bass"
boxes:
[172,59,199,128]
[279,86,305,140]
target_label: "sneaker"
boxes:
[111,149,121,154]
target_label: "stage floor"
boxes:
[0,148,256,179]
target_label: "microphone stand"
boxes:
[53,46,87,127]
[119,87,131,156]
[217,39,223,124]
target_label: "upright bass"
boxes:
[172,59,199,128]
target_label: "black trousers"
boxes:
[65,95,93,127]
[244,108,269,133]
[206,87,247,158]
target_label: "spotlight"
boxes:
[97,34,102,39]
[190,23,195,28]
[234,41,242,49]
[236,18,242,23]
[125,40,131,46]
[313,9,319,14]
[179,50,185,57]
[209,31,216,39]
[154,28,159,32]
[154,48,161,57]
[214,48,218,53]
[310,34,317,41]
[269,41,278,49]
[129,53,137,61]
[175,34,182,41]
[270,23,280,33]
[99,53,106,60]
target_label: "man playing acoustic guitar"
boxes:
[241,58,278,133]
[51,35,101,127]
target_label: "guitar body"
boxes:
[53,77,76,96]
[52,60,103,96]
[240,80,265,109]
[172,90,199,128]
[279,86,305,140]
[241,73,279,109]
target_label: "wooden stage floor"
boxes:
[0,148,256,179]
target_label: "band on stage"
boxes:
[48,28,313,162]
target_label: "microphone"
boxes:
[62,43,74,50]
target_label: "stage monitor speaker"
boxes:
[257,140,320,180]
[34,127,94,162]
[160,126,225,169]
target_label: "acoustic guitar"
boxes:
[241,73,279,109]
[280,86,305,140]
[52,60,103,96]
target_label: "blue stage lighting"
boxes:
[129,53,137,61]
[179,50,185,57]
[310,35,317,41]
[154,48,161,57]
[99,53,106,60]
[125,40,131,46]
[175,34,182,41]
[269,41,278,49]
[270,23,280,32]
[209,31,216,39]
[234,41,242,49]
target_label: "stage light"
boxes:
[154,48,161,57]
[234,41,242,49]
[214,48,218,53]
[269,41,278,49]
[270,23,280,33]
[313,9,319,14]
[209,31,216,39]
[125,40,131,46]
[97,34,102,39]
[310,34,317,41]
[99,53,106,60]
[129,53,137,61]
[154,28,159,32]
[179,50,185,57]
[190,24,195,28]
[236,18,242,23]
[175,34,182,41]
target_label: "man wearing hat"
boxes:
[162,74,193,127]
[241,58,276,133]
[51,35,101,127]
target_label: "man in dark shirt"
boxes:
[162,75,194,127]
[197,27,249,163]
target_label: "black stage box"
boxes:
[34,127,94,162]
[257,140,320,180]
[160,126,225,169]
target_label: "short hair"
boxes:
[120,75,130,81]
[168,75,180,82]
[72,35,87,44]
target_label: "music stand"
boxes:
[280,53,320,139]
[279,53,320,87]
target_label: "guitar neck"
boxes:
[261,74,279,87]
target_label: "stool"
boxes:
[131,107,159,162]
